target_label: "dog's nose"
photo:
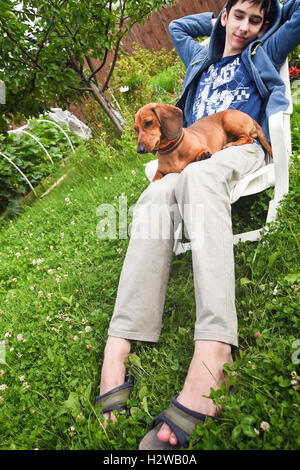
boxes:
[137,143,146,154]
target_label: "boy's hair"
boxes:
[225,0,272,20]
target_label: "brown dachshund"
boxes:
[134,103,272,181]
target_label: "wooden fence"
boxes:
[123,0,224,53]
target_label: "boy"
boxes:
[97,0,300,450]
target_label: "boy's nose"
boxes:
[239,18,249,32]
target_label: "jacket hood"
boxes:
[208,0,282,61]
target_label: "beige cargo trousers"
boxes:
[108,143,265,349]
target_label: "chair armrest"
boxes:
[145,159,159,182]
[268,111,290,202]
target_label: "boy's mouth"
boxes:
[234,34,248,42]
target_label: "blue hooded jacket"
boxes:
[169,0,300,141]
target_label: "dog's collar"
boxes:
[158,130,185,155]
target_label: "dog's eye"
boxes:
[144,120,153,128]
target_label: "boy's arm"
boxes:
[169,13,214,68]
[263,0,300,69]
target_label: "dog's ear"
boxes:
[151,104,183,141]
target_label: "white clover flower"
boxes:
[0,384,8,392]
[120,85,129,93]
[4,332,11,338]
[131,170,136,175]
[76,413,85,421]
[68,426,76,437]
[260,421,270,432]
[15,252,21,257]
[17,334,24,342]
[48,269,54,274]
[23,382,30,390]
[85,326,91,333]
[0,370,4,376]
[19,375,25,382]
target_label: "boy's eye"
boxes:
[145,120,153,128]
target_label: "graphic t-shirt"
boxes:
[191,54,263,124]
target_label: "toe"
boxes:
[103,411,117,428]
[169,432,178,446]
[157,422,178,446]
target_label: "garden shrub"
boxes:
[0,120,82,217]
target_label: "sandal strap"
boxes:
[95,376,134,414]
[150,394,217,448]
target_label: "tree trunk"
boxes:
[90,82,124,135]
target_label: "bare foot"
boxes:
[157,340,233,446]
[99,336,131,426]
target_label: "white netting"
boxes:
[48,108,92,139]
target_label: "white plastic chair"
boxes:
[145,41,293,254]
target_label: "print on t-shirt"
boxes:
[192,55,262,123]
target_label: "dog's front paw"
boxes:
[198,151,212,161]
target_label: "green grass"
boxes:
[0,118,299,450]
[0,68,299,449]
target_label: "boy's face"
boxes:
[221,0,269,56]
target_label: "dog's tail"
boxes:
[255,122,273,157]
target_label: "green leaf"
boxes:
[138,385,148,401]
[284,273,300,284]
[56,392,82,418]
[241,415,256,426]
[232,425,242,440]
[46,347,55,362]
[128,353,142,369]
[241,424,257,438]
[268,251,280,268]
[240,277,252,286]
[61,295,73,305]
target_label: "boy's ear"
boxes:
[220,8,228,27]
[257,20,270,38]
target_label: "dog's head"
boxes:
[134,103,183,154]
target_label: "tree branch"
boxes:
[1,26,43,71]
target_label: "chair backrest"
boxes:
[279,57,293,156]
